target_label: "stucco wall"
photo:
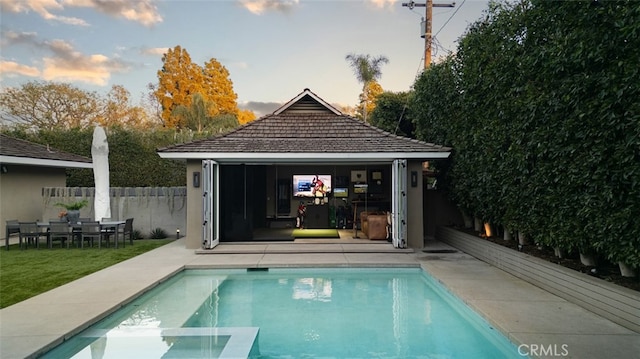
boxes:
[185,160,202,249]
[0,165,67,240]
[407,161,424,249]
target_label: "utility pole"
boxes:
[402,0,455,69]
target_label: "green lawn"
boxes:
[0,239,173,308]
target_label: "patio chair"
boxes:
[5,219,19,249]
[118,218,134,246]
[70,219,91,245]
[100,218,117,248]
[48,220,72,249]
[79,221,101,249]
[18,222,47,249]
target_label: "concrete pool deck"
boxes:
[1,238,638,358]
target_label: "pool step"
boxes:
[82,327,260,358]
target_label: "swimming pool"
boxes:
[43,268,524,358]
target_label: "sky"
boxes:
[0,0,491,116]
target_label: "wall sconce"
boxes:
[176,228,180,239]
[193,171,200,188]
[1,165,7,174]
[411,171,418,187]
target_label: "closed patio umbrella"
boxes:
[92,126,111,221]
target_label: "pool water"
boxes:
[43,268,524,358]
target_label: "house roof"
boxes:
[158,89,451,164]
[0,134,93,169]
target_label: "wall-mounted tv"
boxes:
[293,175,332,197]
[353,183,368,194]
[334,188,348,198]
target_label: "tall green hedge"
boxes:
[411,0,640,267]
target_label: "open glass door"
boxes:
[202,160,219,249]
[391,159,407,248]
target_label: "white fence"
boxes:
[42,187,187,238]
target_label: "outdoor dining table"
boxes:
[5,220,126,250]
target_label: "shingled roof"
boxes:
[158,89,451,163]
[0,134,92,168]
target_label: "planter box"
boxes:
[436,226,640,333]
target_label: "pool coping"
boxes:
[1,238,639,358]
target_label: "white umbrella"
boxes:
[92,126,111,221]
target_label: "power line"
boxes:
[433,0,467,38]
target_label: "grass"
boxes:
[0,239,173,309]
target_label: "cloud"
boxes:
[0,0,162,26]
[65,0,163,26]
[140,47,169,56]
[239,101,282,117]
[230,61,248,70]
[1,30,39,47]
[0,31,130,86]
[369,0,399,9]
[240,0,299,15]
[40,39,129,85]
[0,60,41,77]
[0,0,89,26]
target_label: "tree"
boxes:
[171,93,214,132]
[101,85,152,129]
[237,109,256,125]
[411,0,640,268]
[357,81,384,122]
[411,55,460,147]
[172,93,241,133]
[0,81,101,130]
[155,46,204,128]
[155,45,240,128]
[143,82,165,127]
[345,53,389,123]
[209,113,240,133]
[369,90,415,138]
[202,58,239,117]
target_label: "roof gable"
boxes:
[274,88,343,115]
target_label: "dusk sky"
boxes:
[0,0,491,116]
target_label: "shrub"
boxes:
[132,229,143,240]
[149,228,168,239]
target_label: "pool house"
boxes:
[158,89,451,250]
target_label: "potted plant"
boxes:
[56,199,89,223]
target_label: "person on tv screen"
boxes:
[312,175,326,197]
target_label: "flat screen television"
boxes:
[334,187,348,198]
[353,183,368,194]
[293,175,332,197]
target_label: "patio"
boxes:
[0,237,638,358]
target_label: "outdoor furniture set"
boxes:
[4,218,134,250]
